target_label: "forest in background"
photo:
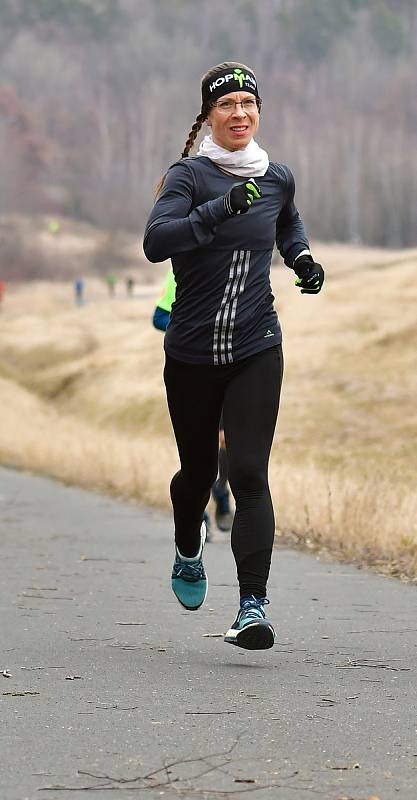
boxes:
[1,0,416,258]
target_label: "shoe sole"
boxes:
[224,621,275,650]
[216,520,233,532]
[215,512,234,532]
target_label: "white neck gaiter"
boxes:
[196,134,269,177]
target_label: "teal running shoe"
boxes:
[171,522,208,611]
[224,596,275,650]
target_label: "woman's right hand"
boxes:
[224,179,262,216]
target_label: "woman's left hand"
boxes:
[293,255,324,295]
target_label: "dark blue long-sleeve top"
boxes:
[143,155,309,365]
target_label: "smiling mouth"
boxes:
[230,126,249,132]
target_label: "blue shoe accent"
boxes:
[171,522,208,611]
[224,596,275,650]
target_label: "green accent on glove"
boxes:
[246,180,262,199]
[226,178,262,215]
[295,277,322,294]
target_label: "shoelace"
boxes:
[239,596,269,620]
[173,558,205,581]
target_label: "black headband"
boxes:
[201,67,259,107]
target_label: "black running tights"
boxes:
[163,346,283,598]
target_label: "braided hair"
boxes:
[155,109,208,195]
[181,112,206,158]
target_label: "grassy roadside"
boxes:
[1,244,416,580]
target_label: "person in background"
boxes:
[126,276,135,297]
[153,267,234,535]
[144,61,324,650]
[152,267,175,332]
[47,219,60,235]
[74,277,84,306]
[106,273,116,296]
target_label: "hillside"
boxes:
[0,214,152,281]
[0,241,416,578]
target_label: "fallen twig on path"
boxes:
[39,733,330,796]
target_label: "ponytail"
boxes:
[181,112,205,158]
[155,110,207,196]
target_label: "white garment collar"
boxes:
[196,134,269,177]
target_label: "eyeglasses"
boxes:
[214,98,259,114]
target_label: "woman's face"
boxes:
[206,91,260,151]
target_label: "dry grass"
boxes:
[0,214,154,281]
[1,241,416,579]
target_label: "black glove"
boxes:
[293,255,324,295]
[224,179,262,216]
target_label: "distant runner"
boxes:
[126,276,135,297]
[153,267,234,535]
[74,277,84,306]
[106,273,116,297]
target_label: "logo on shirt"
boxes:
[264,330,275,338]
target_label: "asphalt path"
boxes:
[1,466,416,800]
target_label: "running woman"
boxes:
[143,62,324,650]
